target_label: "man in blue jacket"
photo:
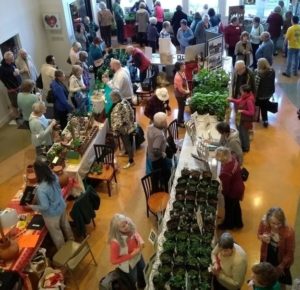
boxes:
[50,70,73,129]
[255,32,274,65]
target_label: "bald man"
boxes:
[102,58,134,101]
[231,60,255,99]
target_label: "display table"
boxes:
[64,120,108,192]
[147,131,221,289]
[1,179,74,273]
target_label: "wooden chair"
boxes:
[141,170,170,217]
[167,119,179,141]
[52,235,97,290]
[87,145,117,196]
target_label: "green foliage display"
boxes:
[190,68,230,121]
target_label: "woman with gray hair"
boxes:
[69,41,82,65]
[215,146,245,230]
[195,14,211,44]
[147,112,171,191]
[266,6,283,55]
[69,65,87,112]
[136,2,150,47]
[147,17,159,53]
[29,101,56,155]
[98,1,114,47]
[110,90,135,169]
[255,58,275,127]
[15,48,38,81]
[108,213,146,288]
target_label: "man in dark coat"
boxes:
[0,51,22,118]
[171,5,188,45]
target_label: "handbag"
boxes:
[241,167,249,182]
[267,97,278,114]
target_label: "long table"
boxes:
[147,131,221,289]
[64,120,108,193]
[1,179,74,273]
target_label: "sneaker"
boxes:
[123,162,135,169]
[282,72,291,77]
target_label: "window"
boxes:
[189,0,219,15]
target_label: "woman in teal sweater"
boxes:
[248,262,281,290]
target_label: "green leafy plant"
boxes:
[169,274,185,289]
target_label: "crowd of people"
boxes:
[0,1,299,289]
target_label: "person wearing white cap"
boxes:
[144,87,171,121]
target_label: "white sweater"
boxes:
[69,75,86,93]
[211,243,248,290]
[107,67,133,100]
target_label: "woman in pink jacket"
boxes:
[228,84,255,152]
[154,1,164,32]
[174,62,190,127]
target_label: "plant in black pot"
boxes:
[172,200,184,211]
[174,254,185,267]
[176,177,188,187]
[163,239,176,253]
[172,266,186,277]
[175,186,186,196]
[160,251,173,265]
[181,168,191,178]
[176,230,189,242]
[158,263,173,280]
[186,255,199,270]
[152,273,166,289]
[169,274,185,290]
[210,179,220,189]
[176,241,187,255]
[187,185,197,196]
[190,169,201,180]
[164,231,176,241]
[175,193,185,201]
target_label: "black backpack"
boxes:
[99,269,136,290]
[36,74,43,89]
[0,271,23,290]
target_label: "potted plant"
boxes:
[177,177,188,186]
[186,256,199,270]
[176,230,189,241]
[176,241,187,255]
[181,168,191,178]
[164,231,176,241]
[172,267,186,277]
[152,273,166,289]
[172,201,184,211]
[163,240,176,253]
[190,169,201,180]
[174,255,185,267]
[175,194,185,201]
[167,218,179,231]
[160,252,173,264]
[158,263,172,280]
[169,274,185,290]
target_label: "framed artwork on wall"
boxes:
[43,13,61,30]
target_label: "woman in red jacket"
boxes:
[108,213,146,289]
[257,207,295,289]
[215,146,245,230]
[228,84,255,152]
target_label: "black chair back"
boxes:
[94,144,114,165]
[168,119,179,140]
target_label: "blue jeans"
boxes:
[286,48,300,75]
[128,256,146,288]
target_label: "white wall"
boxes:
[0,0,49,126]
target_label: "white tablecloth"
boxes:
[147,132,220,289]
[64,120,108,193]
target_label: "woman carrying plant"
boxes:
[255,58,275,128]
[174,62,190,127]
[257,207,295,290]
[228,84,255,152]
[215,147,245,230]
[235,31,252,67]
[108,213,146,289]
[247,262,281,290]
[27,160,74,250]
